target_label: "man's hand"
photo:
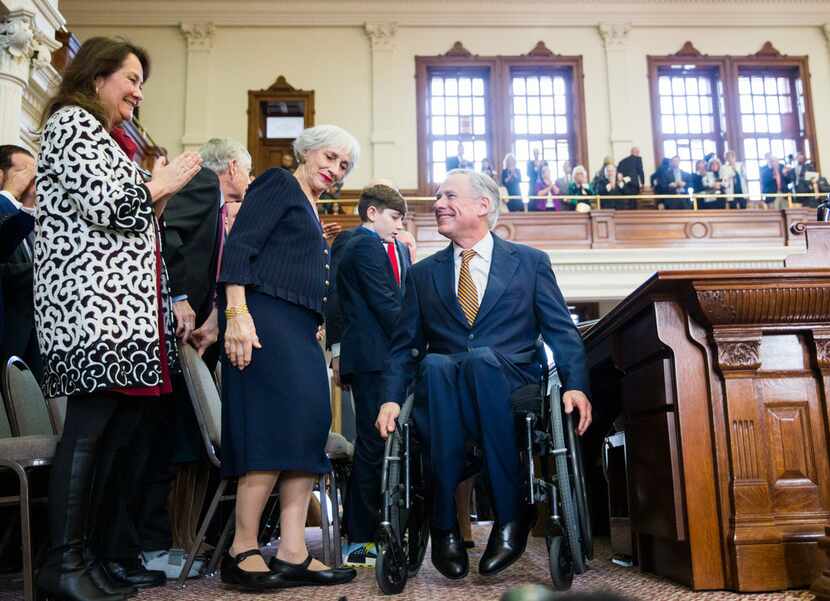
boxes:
[563,389,592,436]
[331,356,349,391]
[3,161,35,202]
[172,300,197,343]
[190,307,218,356]
[322,222,341,241]
[375,402,400,439]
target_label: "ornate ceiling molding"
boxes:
[60,1,830,28]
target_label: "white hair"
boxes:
[293,124,361,175]
[572,165,587,178]
[199,138,251,174]
[604,163,616,178]
[447,168,500,229]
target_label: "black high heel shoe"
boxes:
[268,555,356,586]
[220,549,290,591]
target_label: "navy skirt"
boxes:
[219,291,331,477]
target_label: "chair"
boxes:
[1,356,59,601]
[175,344,351,587]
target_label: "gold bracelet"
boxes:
[224,304,249,319]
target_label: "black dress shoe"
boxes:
[478,509,535,576]
[103,559,165,589]
[219,549,290,591]
[430,527,469,580]
[89,561,138,597]
[268,554,356,586]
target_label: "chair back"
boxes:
[3,356,53,436]
[0,389,12,438]
[47,396,67,435]
[178,343,222,468]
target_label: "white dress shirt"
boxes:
[453,232,493,306]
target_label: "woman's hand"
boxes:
[322,222,341,240]
[224,312,262,370]
[147,152,203,203]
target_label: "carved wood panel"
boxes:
[766,404,816,485]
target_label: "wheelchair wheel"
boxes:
[566,413,593,560]
[547,535,574,591]
[376,540,407,595]
[548,393,585,575]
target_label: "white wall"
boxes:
[70,16,830,191]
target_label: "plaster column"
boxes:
[180,22,215,152]
[598,22,633,161]
[0,10,36,144]
[364,22,399,181]
[823,24,830,67]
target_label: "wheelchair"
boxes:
[375,352,592,594]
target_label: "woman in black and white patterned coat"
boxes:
[34,37,201,601]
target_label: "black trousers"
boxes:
[343,371,386,543]
[50,392,145,562]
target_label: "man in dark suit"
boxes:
[376,169,591,580]
[617,146,644,196]
[760,153,793,207]
[791,152,817,195]
[0,144,40,381]
[336,184,409,566]
[445,141,472,172]
[134,138,250,580]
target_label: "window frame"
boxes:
[416,42,588,195]
[647,42,819,181]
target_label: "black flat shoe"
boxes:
[220,549,291,591]
[430,527,469,580]
[102,560,165,589]
[268,554,356,586]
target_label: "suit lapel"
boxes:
[475,234,519,325]
[396,238,409,293]
[431,243,469,328]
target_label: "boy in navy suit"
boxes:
[337,184,409,567]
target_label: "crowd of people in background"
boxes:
[441,141,827,212]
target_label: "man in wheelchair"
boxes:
[375,169,591,580]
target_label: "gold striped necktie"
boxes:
[458,248,479,326]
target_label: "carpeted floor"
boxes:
[0,525,815,600]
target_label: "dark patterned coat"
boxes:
[34,105,177,397]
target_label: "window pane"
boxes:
[446,96,458,115]
[768,114,781,133]
[473,140,487,161]
[664,140,677,158]
[738,76,751,94]
[528,115,541,134]
[770,139,784,158]
[739,95,753,113]
[446,116,459,135]
[514,115,527,134]
[780,95,792,113]
[542,115,555,134]
[540,96,554,114]
[757,138,771,157]
[764,77,777,95]
[527,97,540,114]
[554,95,567,114]
[699,77,711,94]
[686,77,698,95]
[557,140,569,159]
[690,139,703,159]
[702,116,714,134]
[431,116,444,135]
[512,78,525,95]
[472,78,484,96]
[689,115,702,134]
[673,96,687,114]
[515,139,529,161]
[431,96,445,115]
[744,138,758,159]
[659,76,672,95]
[431,78,444,95]
[741,114,755,133]
[687,96,700,114]
[766,95,779,113]
[459,78,472,95]
[672,77,685,95]
[676,115,689,134]
[473,116,486,135]
[555,116,568,134]
[751,77,764,94]
[784,139,797,158]
[703,139,717,157]
[753,96,765,113]
[527,77,539,95]
[540,76,553,95]
[459,97,472,115]
[660,96,673,114]
[433,162,446,182]
[513,96,526,115]
[662,115,675,134]
[554,77,566,95]
[473,97,485,115]
[432,140,446,161]
[700,96,713,114]
[755,114,768,133]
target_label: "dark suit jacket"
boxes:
[792,161,817,193]
[384,234,588,405]
[161,167,222,326]
[324,227,357,349]
[617,155,644,194]
[0,195,36,373]
[0,210,34,346]
[760,164,793,196]
[336,227,410,377]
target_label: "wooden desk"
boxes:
[583,269,830,592]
